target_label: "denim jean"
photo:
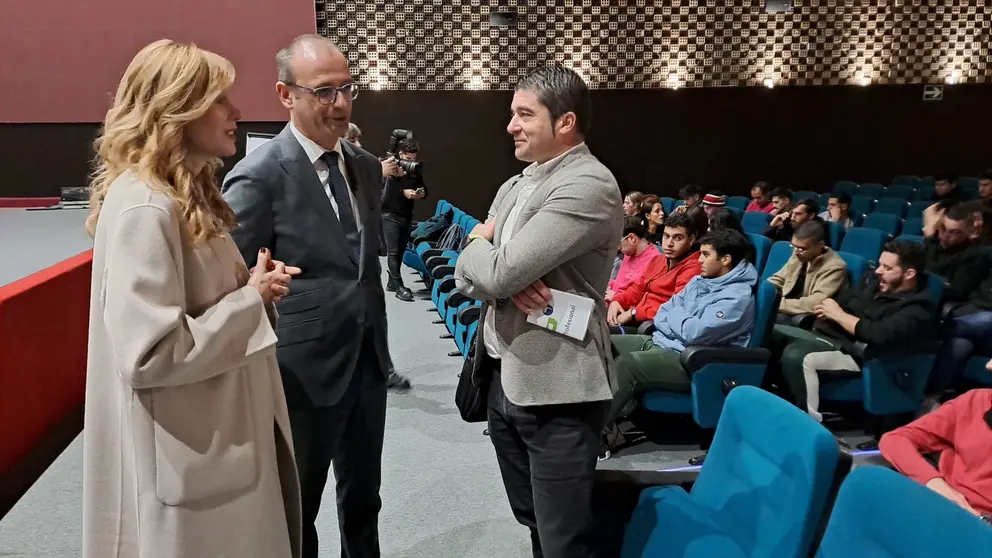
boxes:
[927,310,992,395]
[381,212,412,287]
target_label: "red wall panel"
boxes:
[0,1,314,123]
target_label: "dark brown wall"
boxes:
[2,84,990,220]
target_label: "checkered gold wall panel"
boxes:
[316,0,992,90]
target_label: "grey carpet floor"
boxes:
[0,209,694,557]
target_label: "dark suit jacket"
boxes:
[222,124,391,407]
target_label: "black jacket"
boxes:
[923,236,989,301]
[813,271,938,351]
[381,172,427,219]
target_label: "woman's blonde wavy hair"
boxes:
[86,39,237,243]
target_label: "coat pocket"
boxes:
[275,317,324,347]
[150,368,259,506]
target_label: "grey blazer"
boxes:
[221,124,392,407]
[455,144,623,406]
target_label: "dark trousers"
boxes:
[487,363,609,558]
[608,334,690,425]
[381,212,412,287]
[928,309,992,395]
[282,333,388,558]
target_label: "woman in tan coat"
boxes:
[83,39,302,557]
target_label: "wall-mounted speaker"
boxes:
[765,0,793,13]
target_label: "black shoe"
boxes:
[387,371,411,391]
[395,286,414,302]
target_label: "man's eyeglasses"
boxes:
[285,82,360,104]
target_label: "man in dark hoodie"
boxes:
[922,202,989,300]
[774,240,937,422]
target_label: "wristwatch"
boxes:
[467,233,487,243]
[630,308,637,319]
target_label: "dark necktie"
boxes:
[320,151,361,258]
[785,263,808,299]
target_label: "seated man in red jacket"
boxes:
[879,388,992,523]
[607,212,702,329]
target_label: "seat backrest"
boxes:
[883,184,916,199]
[814,466,992,558]
[862,213,903,236]
[660,196,677,214]
[858,183,887,199]
[872,198,909,217]
[749,280,781,349]
[891,174,921,188]
[693,386,843,558]
[742,211,773,235]
[901,217,923,236]
[915,185,935,201]
[760,240,794,282]
[747,233,772,276]
[907,200,930,218]
[849,195,874,216]
[835,250,867,287]
[794,190,819,202]
[833,181,859,197]
[727,196,749,211]
[435,199,450,217]
[826,221,845,249]
[840,228,889,263]
[897,233,924,244]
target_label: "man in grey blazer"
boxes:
[222,35,388,558]
[455,65,623,558]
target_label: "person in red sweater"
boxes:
[746,181,776,214]
[607,212,702,328]
[879,388,992,520]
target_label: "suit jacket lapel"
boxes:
[276,125,359,267]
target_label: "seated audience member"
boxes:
[980,170,992,204]
[701,191,727,215]
[769,187,794,216]
[768,220,847,316]
[607,212,702,328]
[879,388,992,521]
[819,192,855,230]
[962,199,992,244]
[774,240,937,422]
[925,273,992,406]
[607,216,662,302]
[674,184,702,213]
[708,208,745,235]
[765,197,820,243]
[605,229,757,451]
[923,173,964,235]
[746,181,776,213]
[639,194,665,246]
[686,204,711,237]
[923,202,990,299]
[623,191,645,216]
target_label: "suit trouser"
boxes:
[774,326,860,422]
[608,334,691,425]
[487,363,608,558]
[381,212,412,287]
[282,332,387,558]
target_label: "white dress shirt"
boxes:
[483,142,587,359]
[289,122,363,231]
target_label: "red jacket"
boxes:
[612,251,702,321]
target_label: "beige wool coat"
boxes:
[82,171,302,558]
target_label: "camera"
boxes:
[386,129,422,177]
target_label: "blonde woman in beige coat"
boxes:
[82,39,302,558]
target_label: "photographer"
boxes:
[381,138,426,301]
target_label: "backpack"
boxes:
[435,222,464,252]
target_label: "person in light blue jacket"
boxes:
[603,228,757,456]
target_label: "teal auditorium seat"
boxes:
[872,198,909,218]
[825,221,845,249]
[794,190,819,202]
[891,174,921,188]
[640,281,780,429]
[836,251,867,286]
[833,181,859,197]
[862,213,903,236]
[623,386,849,558]
[850,195,874,216]
[902,216,923,236]
[907,200,931,218]
[815,466,992,558]
[741,211,772,235]
[727,196,749,211]
[884,183,916,199]
[661,197,677,214]
[759,241,793,283]
[858,183,887,199]
[839,228,888,262]
[746,233,772,276]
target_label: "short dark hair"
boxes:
[679,184,702,199]
[398,138,419,154]
[752,181,770,194]
[708,209,744,235]
[699,228,751,268]
[623,215,650,238]
[793,219,826,244]
[935,173,958,183]
[685,205,710,237]
[883,240,926,276]
[795,197,820,215]
[771,188,794,201]
[516,64,592,137]
[981,169,992,181]
[663,211,698,238]
[945,201,979,229]
[831,192,852,205]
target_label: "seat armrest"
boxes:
[421,248,444,261]
[848,339,942,361]
[637,321,656,335]
[435,277,457,295]
[790,313,817,329]
[425,255,453,270]
[680,346,771,373]
[457,305,481,325]
[942,301,966,321]
[447,292,470,309]
[432,265,455,280]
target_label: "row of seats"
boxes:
[403,200,484,359]
[621,386,992,557]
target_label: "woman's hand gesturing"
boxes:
[248,248,301,304]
